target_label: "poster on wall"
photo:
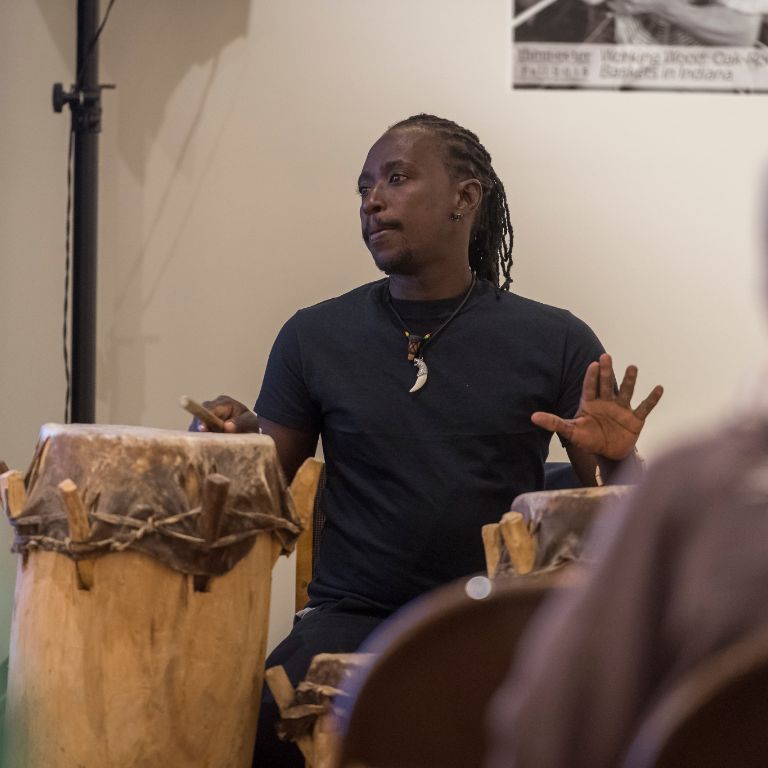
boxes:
[511,0,768,91]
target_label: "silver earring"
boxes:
[450,212,463,221]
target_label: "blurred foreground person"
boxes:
[485,180,768,768]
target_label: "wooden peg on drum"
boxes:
[199,473,230,544]
[1,470,27,520]
[481,523,502,578]
[57,478,95,590]
[264,665,315,763]
[499,512,537,575]
[194,473,231,591]
[180,395,228,432]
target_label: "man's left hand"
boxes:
[531,353,664,461]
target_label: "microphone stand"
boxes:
[52,0,113,423]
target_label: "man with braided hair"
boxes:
[198,114,663,766]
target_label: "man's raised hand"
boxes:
[531,353,663,460]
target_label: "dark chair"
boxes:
[622,626,768,768]
[334,571,566,768]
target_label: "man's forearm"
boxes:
[597,450,645,486]
[566,445,643,487]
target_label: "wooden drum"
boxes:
[1,424,300,768]
[483,485,634,578]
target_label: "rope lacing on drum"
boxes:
[12,503,300,558]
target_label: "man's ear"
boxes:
[455,178,483,215]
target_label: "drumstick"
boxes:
[180,396,228,433]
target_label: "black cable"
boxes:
[64,130,74,423]
[62,0,118,422]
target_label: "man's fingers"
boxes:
[231,410,261,433]
[201,395,250,423]
[598,354,614,400]
[634,385,664,420]
[202,399,235,421]
[581,361,600,403]
[531,411,574,440]
[198,411,258,433]
[617,365,638,407]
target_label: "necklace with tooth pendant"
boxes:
[386,275,476,393]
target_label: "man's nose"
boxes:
[361,183,385,215]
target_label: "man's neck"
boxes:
[387,269,473,301]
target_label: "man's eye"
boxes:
[389,174,405,184]
[357,186,370,198]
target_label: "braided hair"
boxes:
[389,114,514,290]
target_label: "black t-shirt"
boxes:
[256,278,604,611]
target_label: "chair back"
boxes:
[290,458,325,613]
[622,626,768,768]
[335,572,564,768]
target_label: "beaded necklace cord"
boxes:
[386,275,476,393]
[387,274,476,360]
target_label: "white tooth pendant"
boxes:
[409,357,428,393]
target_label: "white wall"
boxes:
[1,0,767,660]
[0,1,77,663]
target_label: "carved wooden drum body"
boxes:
[2,424,299,768]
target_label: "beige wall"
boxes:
[1,0,767,660]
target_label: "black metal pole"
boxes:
[54,1,115,423]
[71,0,100,423]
